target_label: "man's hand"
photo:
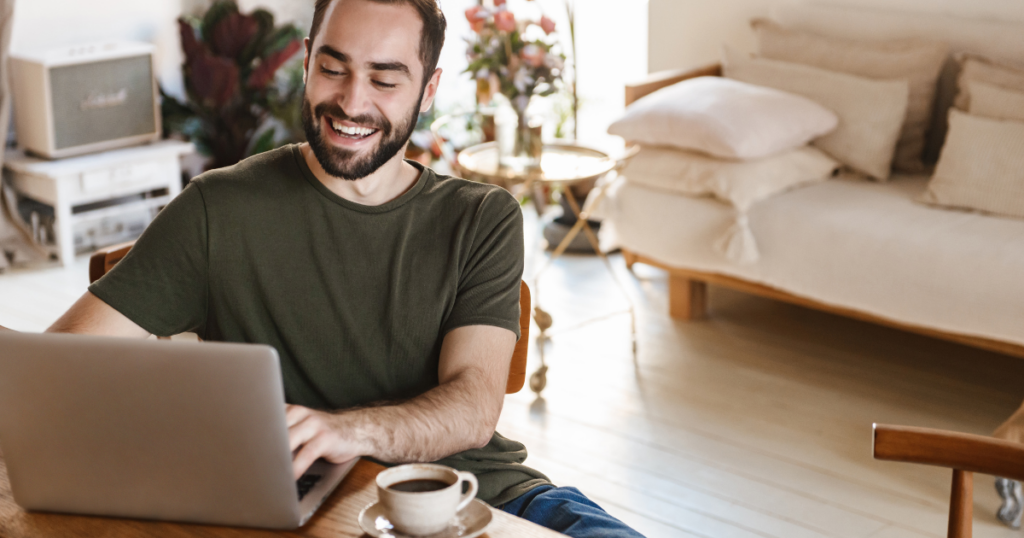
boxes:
[286,404,364,478]
[285,325,515,478]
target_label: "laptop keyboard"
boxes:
[297,473,323,501]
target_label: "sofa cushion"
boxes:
[752,18,947,173]
[596,174,1024,346]
[955,55,1024,110]
[622,144,839,212]
[967,81,1024,122]
[722,46,908,181]
[770,3,1024,162]
[923,110,1024,220]
[607,76,837,160]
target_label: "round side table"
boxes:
[456,141,639,395]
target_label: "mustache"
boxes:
[313,102,391,135]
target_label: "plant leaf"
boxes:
[260,26,305,57]
[178,18,205,61]
[210,11,260,60]
[240,9,275,64]
[200,0,238,43]
[187,49,239,107]
[249,127,277,156]
[247,39,302,90]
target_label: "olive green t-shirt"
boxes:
[89,145,550,506]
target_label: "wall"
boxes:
[648,0,1024,73]
[11,0,187,96]
[9,0,506,109]
[10,0,647,150]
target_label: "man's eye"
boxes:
[374,81,398,89]
[320,66,343,76]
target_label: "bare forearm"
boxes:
[337,372,499,463]
[286,325,515,478]
[46,292,149,337]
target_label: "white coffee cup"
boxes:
[376,463,479,535]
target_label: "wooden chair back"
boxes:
[89,242,531,394]
[873,423,1024,538]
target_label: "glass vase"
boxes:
[498,96,543,173]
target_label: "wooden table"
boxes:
[0,456,561,537]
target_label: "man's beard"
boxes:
[301,87,423,181]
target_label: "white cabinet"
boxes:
[4,140,195,266]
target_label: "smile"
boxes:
[329,118,379,140]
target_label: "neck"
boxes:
[300,143,421,206]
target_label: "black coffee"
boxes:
[388,479,451,493]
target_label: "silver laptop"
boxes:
[0,332,356,529]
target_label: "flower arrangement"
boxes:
[463,0,565,115]
[161,1,304,170]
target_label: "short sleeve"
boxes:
[443,190,524,339]
[88,182,209,336]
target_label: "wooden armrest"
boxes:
[88,241,137,284]
[624,63,722,106]
[506,281,530,394]
[873,423,1024,481]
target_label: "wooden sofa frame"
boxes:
[622,64,1024,361]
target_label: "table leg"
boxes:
[530,180,638,395]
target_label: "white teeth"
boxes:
[330,119,376,137]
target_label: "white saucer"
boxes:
[358,499,493,538]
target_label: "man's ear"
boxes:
[419,68,443,113]
[302,37,312,85]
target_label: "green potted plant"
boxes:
[162,1,304,170]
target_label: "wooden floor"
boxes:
[2,210,1023,538]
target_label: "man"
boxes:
[48,0,643,536]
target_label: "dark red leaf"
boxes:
[178,18,205,61]
[209,11,259,59]
[188,50,239,107]
[247,39,301,90]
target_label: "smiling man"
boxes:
[46,0,644,536]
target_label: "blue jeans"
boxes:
[500,485,646,538]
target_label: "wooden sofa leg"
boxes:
[669,274,707,320]
[622,249,638,270]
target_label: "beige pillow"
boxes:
[924,110,1024,220]
[623,144,840,212]
[606,76,838,160]
[722,46,909,181]
[623,144,840,264]
[751,19,947,173]
[967,81,1024,123]
[954,55,1024,111]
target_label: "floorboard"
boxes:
[1,208,1022,537]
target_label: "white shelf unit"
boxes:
[4,140,195,266]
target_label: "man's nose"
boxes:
[337,76,374,120]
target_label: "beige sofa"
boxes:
[599,4,1024,360]
[598,5,1024,523]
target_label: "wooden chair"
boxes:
[90,242,532,394]
[873,423,1024,537]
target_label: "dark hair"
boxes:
[308,0,446,86]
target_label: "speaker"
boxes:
[10,42,161,159]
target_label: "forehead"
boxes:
[315,0,424,74]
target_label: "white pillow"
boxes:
[751,18,947,173]
[622,144,840,212]
[968,81,1024,123]
[923,110,1024,220]
[607,76,837,160]
[722,46,909,181]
